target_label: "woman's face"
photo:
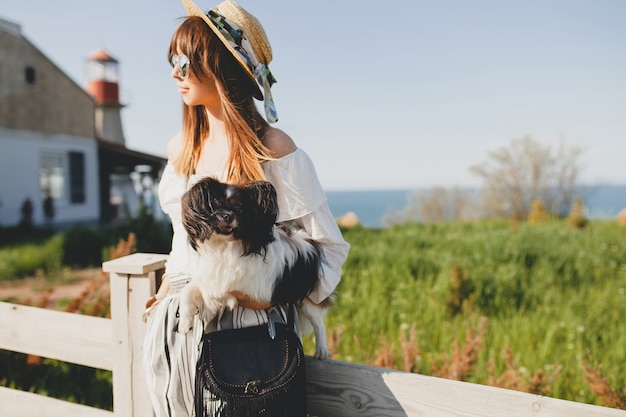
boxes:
[171,51,220,108]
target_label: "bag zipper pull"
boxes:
[266,309,276,340]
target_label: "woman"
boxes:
[142,1,350,416]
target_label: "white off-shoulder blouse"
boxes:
[157,148,349,303]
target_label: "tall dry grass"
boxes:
[582,359,626,409]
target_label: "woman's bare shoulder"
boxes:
[263,127,296,158]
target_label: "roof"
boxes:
[0,17,21,36]
[97,138,166,168]
[88,48,118,63]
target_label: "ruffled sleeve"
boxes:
[157,162,187,216]
[157,162,192,275]
[264,149,350,303]
[263,148,325,222]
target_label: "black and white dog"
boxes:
[178,177,332,359]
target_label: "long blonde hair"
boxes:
[169,16,273,184]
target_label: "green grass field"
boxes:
[303,220,626,407]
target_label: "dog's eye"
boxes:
[232,204,243,212]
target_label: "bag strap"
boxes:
[265,302,297,339]
[287,302,296,329]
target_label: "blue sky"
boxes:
[3,0,625,190]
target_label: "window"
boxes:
[69,151,86,203]
[25,66,36,84]
[40,152,65,200]
[39,151,86,204]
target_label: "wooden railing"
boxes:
[0,252,625,417]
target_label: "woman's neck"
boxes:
[195,107,229,176]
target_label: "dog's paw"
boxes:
[314,345,330,360]
[177,315,194,334]
[198,299,222,324]
[199,309,218,324]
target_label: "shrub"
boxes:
[567,196,588,229]
[103,207,172,255]
[62,226,105,268]
[528,199,550,224]
[0,234,64,280]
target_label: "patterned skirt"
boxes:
[142,273,295,417]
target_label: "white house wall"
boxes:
[0,127,100,226]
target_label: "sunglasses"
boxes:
[170,54,190,80]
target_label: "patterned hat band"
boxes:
[206,10,278,123]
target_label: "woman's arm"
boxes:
[146,275,171,308]
[143,275,172,322]
[295,204,350,303]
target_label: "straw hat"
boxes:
[181,0,276,110]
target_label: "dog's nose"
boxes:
[219,211,233,224]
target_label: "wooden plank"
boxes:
[0,386,113,417]
[108,269,156,416]
[305,358,626,417]
[102,252,168,275]
[305,357,413,416]
[128,273,156,416]
[0,302,113,370]
[110,271,133,417]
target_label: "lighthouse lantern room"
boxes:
[86,48,125,144]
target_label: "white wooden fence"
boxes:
[0,252,624,417]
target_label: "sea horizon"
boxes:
[325,184,626,228]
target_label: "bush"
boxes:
[103,208,172,255]
[0,208,172,276]
[0,234,64,280]
[62,226,105,268]
[0,351,113,410]
[0,224,56,247]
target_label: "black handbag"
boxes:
[195,305,307,417]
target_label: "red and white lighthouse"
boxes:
[86,48,125,144]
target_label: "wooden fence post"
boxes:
[103,253,168,417]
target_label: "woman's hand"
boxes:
[230,291,272,310]
[142,275,171,322]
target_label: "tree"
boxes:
[382,186,476,225]
[469,135,583,220]
[567,196,588,229]
[528,199,550,224]
[417,185,476,222]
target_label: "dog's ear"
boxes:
[237,181,278,255]
[245,181,279,225]
[181,180,215,250]
[203,177,225,199]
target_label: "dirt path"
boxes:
[0,268,108,309]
